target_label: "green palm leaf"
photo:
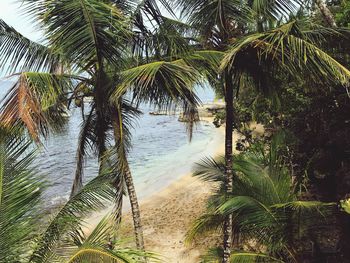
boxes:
[66,246,158,263]
[230,251,284,263]
[174,0,252,33]
[70,107,96,198]
[21,0,131,69]
[250,0,303,20]
[52,214,158,263]
[115,60,201,107]
[222,21,350,87]
[0,19,59,74]
[113,60,201,139]
[189,132,338,260]
[193,156,226,184]
[200,247,284,263]
[30,170,115,262]
[0,129,45,262]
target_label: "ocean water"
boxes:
[0,80,219,206]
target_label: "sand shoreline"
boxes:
[119,120,225,262]
[87,118,225,262]
[120,173,216,262]
[87,119,265,262]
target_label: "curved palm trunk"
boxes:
[315,0,337,27]
[222,71,234,263]
[70,157,83,198]
[112,112,145,251]
[123,161,145,250]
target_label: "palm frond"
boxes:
[251,0,303,20]
[132,5,193,59]
[0,72,74,140]
[272,200,336,223]
[340,198,350,215]
[199,248,284,263]
[193,156,226,184]
[230,251,284,263]
[82,214,116,246]
[115,60,201,109]
[60,214,158,263]
[149,17,193,59]
[184,50,225,69]
[218,195,279,230]
[186,213,224,244]
[174,0,253,35]
[98,145,125,225]
[222,21,350,88]
[199,247,223,262]
[30,170,115,263]
[67,248,122,263]
[182,50,225,89]
[190,132,338,260]
[113,60,202,139]
[0,130,45,262]
[21,0,131,69]
[0,19,59,74]
[70,106,96,198]
[67,246,158,263]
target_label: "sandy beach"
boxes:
[86,119,263,262]
[120,172,218,262]
[85,118,223,262]
[119,120,226,262]
[118,121,265,262]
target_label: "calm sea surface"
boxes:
[0,80,218,206]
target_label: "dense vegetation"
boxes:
[1,0,350,262]
[197,1,350,261]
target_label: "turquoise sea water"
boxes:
[0,80,219,206]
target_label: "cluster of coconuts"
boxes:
[74,84,91,107]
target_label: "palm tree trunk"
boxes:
[315,0,337,27]
[123,161,145,250]
[70,158,83,198]
[111,111,145,251]
[222,71,234,263]
[70,107,98,198]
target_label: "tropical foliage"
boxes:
[165,0,350,261]
[0,0,202,251]
[0,128,155,263]
[188,132,336,262]
[1,0,350,262]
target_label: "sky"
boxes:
[0,1,43,77]
[0,0,169,77]
[0,0,174,77]
[0,0,174,43]
[0,0,42,41]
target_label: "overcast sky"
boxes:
[0,0,42,41]
[0,0,175,42]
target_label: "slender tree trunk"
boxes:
[222,71,234,263]
[112,111,145,251]
[315,0,337,27]
[70,160,83,198]
[124,161,145,250]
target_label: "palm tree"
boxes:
[0,127,154,263]
[314,0,337,27]
[165,2,305,261]
[0,0,201,251]
[0,0,141,246]
[187,132,337,262]
[165,1,350,260]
